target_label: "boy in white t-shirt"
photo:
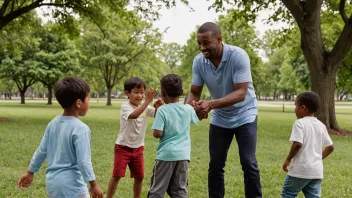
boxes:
[282,91,334,198]
[107,77,163,198]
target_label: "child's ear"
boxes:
[301,105,307,111]
[75,99,82,109]
[161,90,166,97]
[124,90,129,97]
[180,89,184,96]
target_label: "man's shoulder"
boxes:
[224,44,248,59]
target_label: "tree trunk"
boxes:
[20,91,25,104]
[339,92,344,101]
[47,85,53,105]
[298,3,340,130]
[106,87,112,106]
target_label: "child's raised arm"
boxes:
[322,144,334,159]
[283,141,302,172]
[128,88,156,119]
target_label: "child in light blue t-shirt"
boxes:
[148,74,199,198]
[17,77,103,198]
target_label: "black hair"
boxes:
[296,91,320,113]
[198,22,221,35]
[160,74,182,97]
[54,76,90,109]
[124,77,146,93]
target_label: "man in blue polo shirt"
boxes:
[185,22,262,198]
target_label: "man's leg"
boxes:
[167,160,189,198]
[208,124,235,198]
[234,118,262,198]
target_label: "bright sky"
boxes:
[152,1,282,45]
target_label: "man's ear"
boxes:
[217,35,222,43]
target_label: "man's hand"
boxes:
[283,159,291,172]
[195,100,213,113]
[18,171,34,190]
[192,100,210,120]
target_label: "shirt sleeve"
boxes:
[147,105,155,118]
[152,108,165,131]
[121,103,134,121]
[186,104,199,125]
[289,120,304,143]
[28,126,50,173]
[232,51,253,84]
[191,57,204,86]
[323,128,333,147]
[74,126,96,182]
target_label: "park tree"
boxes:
[0,12,41,104]
[79,9,163,106]
[0,0,189,31]
[159,42,184,69]
[36,23,80,105]
[0,78,14,99]
[336,52,352,100]
[210,1,352,131]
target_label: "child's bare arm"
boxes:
[129,88,156,119]
[283,141,302,172]
[322,144,334,159]
[153,130,163,138]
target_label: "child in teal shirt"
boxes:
[148,74,199,198]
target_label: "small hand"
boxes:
[145,88,156,103]
[283,159,291,172]
[18,171,34,190]
[90,184,104,198]
[153,98,164,109]
[192,101,208,120]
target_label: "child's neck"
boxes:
[164,96,179,104]
[302,113,315,118]
[62,109,79,118]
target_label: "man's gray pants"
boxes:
[148,160,189,198]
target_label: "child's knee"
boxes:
[134,177,143,182]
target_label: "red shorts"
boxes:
[112,144,144,178]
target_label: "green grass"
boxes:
[0,101,351,198]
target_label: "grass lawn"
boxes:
[0,101,351,198]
